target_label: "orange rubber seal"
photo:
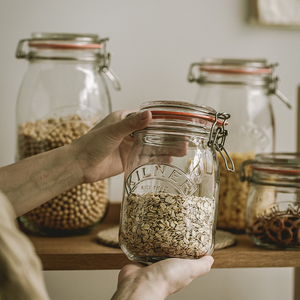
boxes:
[200,66,271,75]
[151,110,228,127]
[28,43,102,50]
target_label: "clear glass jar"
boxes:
[188,58,291,232]
[119,100,234,263]
[240,153,300,250]
[15,33,121,236]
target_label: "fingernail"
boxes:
[138,110,149,120]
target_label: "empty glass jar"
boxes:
[15,33,121,235]
[119,100,234,263]
[188,58,291,232]
[240,153,300,250]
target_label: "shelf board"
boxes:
[23,203,300,270]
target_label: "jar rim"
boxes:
[240,152,300,188]
[16,32,109,61]
[141,100,223,119]
[198,58,273,75]
[27,33,105,50]
[139,100,229,128]
[200,58,269,68]
[187,58,277,86]
[133,101,234,173]
[252,152,300,174]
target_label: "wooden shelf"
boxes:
[24,203,300,270]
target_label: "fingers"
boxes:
[189,255,214,277]
[147,256,214,296]
[104,110,152,141]
[90,109,138,131]
[115,257,214,300]
[158,255,214,278]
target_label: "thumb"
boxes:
[105,110,152,140]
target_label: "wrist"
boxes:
[112,271,168,300]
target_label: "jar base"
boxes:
[249,235,300,251]
[125,254,209,264]
[19,216,102,237]
[122,247,212,264]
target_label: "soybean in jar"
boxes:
[15,33,121,236]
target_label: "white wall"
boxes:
[0,0,298,299]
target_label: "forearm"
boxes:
[0,144,84,216]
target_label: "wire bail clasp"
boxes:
[208,112,235,172]
[98,38,121,91]
[268,63,291,109]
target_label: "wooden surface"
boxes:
[24,203,300,270]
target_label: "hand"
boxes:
[0,109,152,216]
[71,109,152,183]
[111,256,214,300]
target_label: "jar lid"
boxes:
[27,33,104,50]
[252,153,300,174]
[187,58,292,109]
[198,58,271,74]
[240,152,300,187]
[16,33,109,61]
[15,32,121,91]
[140,100,228,127]
[133,100,234,172]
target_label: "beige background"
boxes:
[0,0,298,299]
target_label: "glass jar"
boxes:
[119,100,234,263]
[188,58,291,232]
[240,153,300,250]
[15,33,121,236]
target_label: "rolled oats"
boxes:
[120,192,215,260]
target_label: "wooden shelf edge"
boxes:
[25,203,300,270]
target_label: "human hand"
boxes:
[70,109,152,183]
[111,256,214,300]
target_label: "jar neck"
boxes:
[134,129,210,143]
[197,72,271,87]
[240,153,300,188]
[26,48,104,63]
[251,170,300,188]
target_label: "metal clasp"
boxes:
[15,39,30,59]
[99,52,121,91]
[268,64,291,109]
[239,159,255,182]
[98,39,121,91]
[187,62,202,83]
[208,112,235,172]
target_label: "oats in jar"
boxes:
[120,192,215,261]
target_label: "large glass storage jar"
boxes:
[15,33,121,236]
[188,58,290,232]
[240,153,300,250]
[119,100,234,263]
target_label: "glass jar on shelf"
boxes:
[240,153,300,250]
[188,58,291,232]
[119,100,234,263]
[15,32,121,236]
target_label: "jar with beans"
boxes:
[188,58,291,232]
[119,100,234,263]
[240,153,300,250]
[15,33,120,235]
